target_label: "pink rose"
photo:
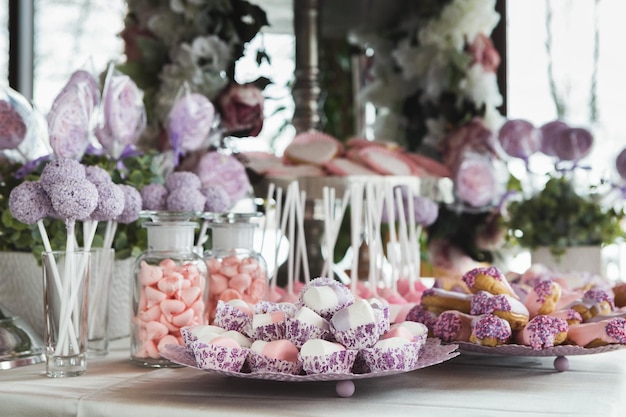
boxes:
[120,21,155,63]
[467,33,501,73]
[454,154,498,208]
[217,82,264,137]
[441,117,497,173]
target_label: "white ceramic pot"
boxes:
[0,251,134,340]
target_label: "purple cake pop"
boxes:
[9,181,52,224]
[85,165,113,185]
[0,100,27,150]
[116,184,142,224]
[165,171,202,192]
[39,158,86,193]
[552,127,593,161]
[90,182,125,221]
[167,93,215,153]
[48,177,98,221]
[166,187,206,212]
[497,119,541,160]
[201,184,231,212]
[195,152,250,202]
[140,183,168,210]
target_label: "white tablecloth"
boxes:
[0,338,625,417]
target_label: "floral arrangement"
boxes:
[500,118,625,257]
[349,0,507,263]
[118,0,270,151]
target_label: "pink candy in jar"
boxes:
[203,212,269,323]
[131,215,208,367]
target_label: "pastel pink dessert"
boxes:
[462,266,518,299]
[358,336,420,372]
[567,317,626,348]
[206,255,268,322]
[386,321,428,347]
[433,310,473,342]
[323,157,379,176]
[567,288,616,321]
[549,308,583,326]
[420,287,472,314]
[283,130,344,166]
[356,146,419,176]
[470,291,529,331]
[248,339,302,374]
[516,315,568,350]
[523,279,562,317]
[331,299,380,350]
[298,277,355,320]
[299,339,357,374]
[252,311,287,342]
[470,314,512,347]
[286,306,331,348]
[192,335,249,372]
[132,259,207,360]
[213,299,254,335]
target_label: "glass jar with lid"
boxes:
[203,212,268,323]
[131,211,208,367]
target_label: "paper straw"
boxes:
[295,189,310,284]
[270,186,284,288]
[259,182,275,255]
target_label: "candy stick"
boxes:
[320,187,350,279]
[349,182,363,295]
[384,184,399,288]
[294,189,310,285]
[56,219,80,356]
[395,187,410,289]
[365,183,380,297]
[259,182,275,255]
[270,186,284,289]
[406,187,421,290]
[286,182,296,296]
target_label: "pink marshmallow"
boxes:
[139,261,163,286]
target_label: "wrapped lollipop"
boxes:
[195,151,250,203]
[539,120,569,157]
[616,148,626,180]
[95,64,146,159]
[48,70,100,160]
[166,85,215,165]
[552,126,594,162]
[497,119,541,163]
[0,86,49,162]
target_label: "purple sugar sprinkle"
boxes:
[584,289,615,310]
[165,171,202,192]
[470,291,493,315]
[9,181,52,224]
[39,158,86,193]
[533,280,554,303]
[48,177,98,220]
[405,305,438,330]
[116,184,142,224]
[140,183,168,210]
[201,184,231,212]
[433,311,462,342]
[606,318,626,343]
[90,182,125,221]
[473,314,511,341]
[166,186,206,212]
[526,315,567,350]
[463,266,504,288]
[85,165,113,185]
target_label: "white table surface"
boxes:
[0,338,625,417]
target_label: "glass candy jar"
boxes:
[204,212,268,323]
[131,212,208,367]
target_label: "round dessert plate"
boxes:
[455,341,626,357]
[454,342,626,371]
[161,338,459,383]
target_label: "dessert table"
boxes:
[1,338,625,417]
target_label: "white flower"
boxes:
[459,64,503,111]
